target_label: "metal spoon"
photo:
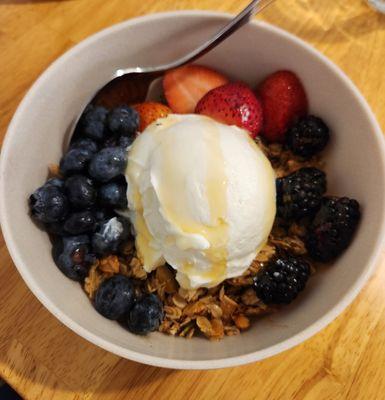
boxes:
[74,0,275,133]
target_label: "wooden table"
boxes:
[1,0,385,399]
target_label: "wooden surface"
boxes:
[1,0,385,399]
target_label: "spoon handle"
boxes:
[167,0,276,69]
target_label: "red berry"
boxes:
[195,82,263,138]
[133,102,172,132]
[163,65,229,114]
[258,70,308,142]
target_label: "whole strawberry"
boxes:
[195,82,263,138]
[258,70,308,142]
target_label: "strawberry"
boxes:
[133,102,172,132]
[258,70,308,142]
[163,65,229,114]
[195,82,263,138]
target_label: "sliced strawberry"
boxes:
[163,65,229,114]
[258,70,308,142]
[133,102,172,132]
[195,82,263,138]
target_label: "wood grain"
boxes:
[1,0,385,399]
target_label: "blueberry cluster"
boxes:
[94,275,163,334]
[29,104,163,335]
[254,115,361,306]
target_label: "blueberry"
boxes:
[98,181,127,209]
[45,221,67,236]
[119,135,135,149]
[126,294,163,334]
[45,177,65,190]
[94,208,116,224]
[70,138,98,154]
[92,216,130,255]
[64,210,96,234]
[103,134,134,149]
[107,105,139,137]
[94,275,135,320]
[59,148,93,176]
[102,135,119,148]
[79,105,109,141]
[88,147,127,182]
[29,184,69,223]
[52,235,95,281]
[65,175,96,209]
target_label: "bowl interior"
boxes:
[1,12,385,369]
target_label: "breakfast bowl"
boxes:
[1,11,385,369]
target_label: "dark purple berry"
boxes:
[306,196,361,262]
[91,216,130,255]
[126,294,163,334]
[65,175,96,209]
[59,148,93,176]
[79,105,109,141]
[45,177,65,190]
[64,210,96,234]
[70,137,99,154]
[107,105,139,137]
[52,235,95,281]
[253,256,310,305]
[286,115,330,158]
[88,147,127,182]
[94,275,135,320]
[276,167,326,220]
[29,184,69,223]
[98,181,127,209]
[119,135,135,148]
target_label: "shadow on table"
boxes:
[262,0,385,43]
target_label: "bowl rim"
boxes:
[1,10,385,370]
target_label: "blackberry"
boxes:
[306,196,360,262]
[276,167,326,220]
[253,256,311,305]
[286,115,330,158]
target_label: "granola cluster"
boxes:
[83,142,321,339]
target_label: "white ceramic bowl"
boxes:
[1,11,385,370]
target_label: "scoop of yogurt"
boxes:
[124,114,276,289]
